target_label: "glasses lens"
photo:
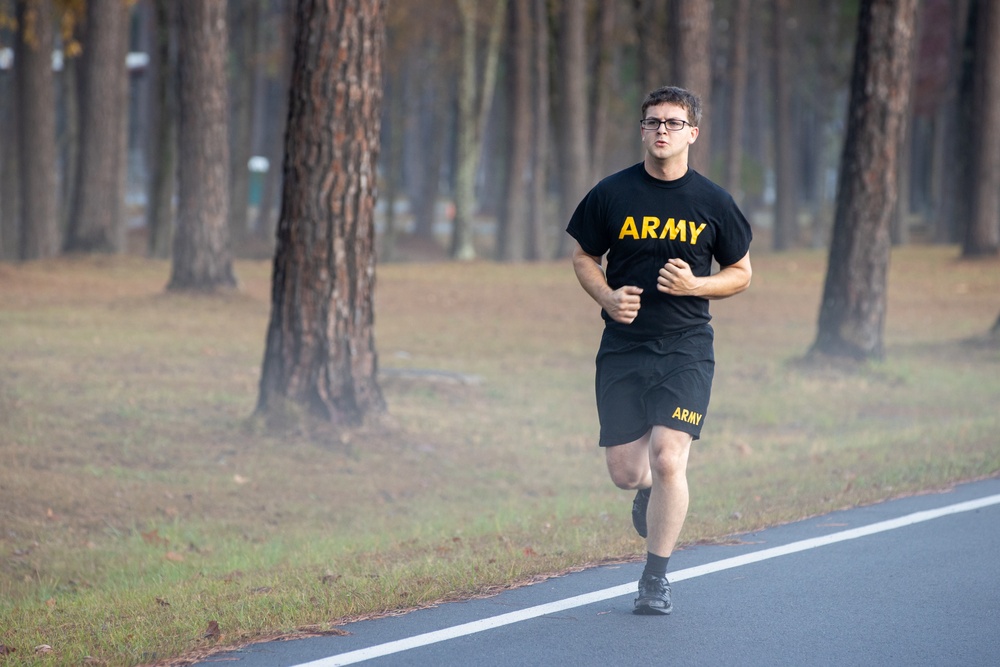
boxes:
[641,119,688,131]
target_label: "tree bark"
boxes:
[932,0,971,244]
[168,0,237,290]
[146,0,176,259]
[811,0,918,361]
[253,0,295,246]
[404,41,447,243]
[228,0,261,253]
[496,0,531,261]
[633,0,667,94]
[64,0,129,254]
[14,0,59,260]
[962,0,1000,257]
[554,0,588,257]
[380,65,403,261]
[725,0,750,201]
[671,0,713,172]
[590,1,615,185]
[0,68,19,259]
[451,0,506,261]
[256,0,386,425]
[771,0,795,250]
[527,0,550,261]
[58,48,79,239]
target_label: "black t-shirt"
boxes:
[567,163,752,339]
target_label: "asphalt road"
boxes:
[200,476,1000,667]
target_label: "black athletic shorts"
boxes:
[594,323,715,447]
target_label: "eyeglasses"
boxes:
[640,118,692,132]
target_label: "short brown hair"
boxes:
[641,86,702,127]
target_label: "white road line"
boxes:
[295,493,1000,667]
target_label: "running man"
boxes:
[567,86,753,615]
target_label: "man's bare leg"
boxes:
[604,425,692,556]
[605,425,691,614]
[645,425,691,558]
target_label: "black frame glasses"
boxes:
[640,118,692,132]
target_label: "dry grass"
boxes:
[0,245,998,665]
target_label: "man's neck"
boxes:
[644,155,689,182]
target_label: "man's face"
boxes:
[641,102,699,162]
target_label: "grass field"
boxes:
[1,245,998,665]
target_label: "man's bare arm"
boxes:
[571,242,643,324]
[656,251,752,300]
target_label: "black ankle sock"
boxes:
[642,552,670,579]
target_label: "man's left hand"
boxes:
[657,258,701,296]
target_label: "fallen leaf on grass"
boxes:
[297,624,351,637]
[141,529,169,546]
[204,620,221,639]
[320,571,342,584]
[164,551,185,562]
[34,645,53,655]
[0,644,14,655]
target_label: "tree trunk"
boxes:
[962,0,1000,257]
[14,0,59,260]
[892,2,920,247]
[451,0,506,260]
[168,0,237,290]
[146,0,177,259]
[256,0,386,425]
[554,0,588,257]
[405,42,447,243]
[932,0,971,244]
[0,68,19,259]
[452,0,480,261]
[811,0,917,361]
[633,0,667,94]
[253,0,294,246]
[380,66,403,262]
[725,0,750,201]
[58,49,79,239]
[671,0,713,172]
[527,0,550,261]
[496,0,531,261]
[771,0,795,250]
[590,1,615,185]
[228,0,261,254]
[64,0,129,254]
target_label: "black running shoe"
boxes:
[631,488,651,538]
[634,573,672,615]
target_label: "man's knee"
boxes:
[649,427,692,479]
[605,434,651,489]
[608,464,646,490]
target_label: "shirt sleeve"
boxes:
[565,186,611,258]
[712,196,753,267]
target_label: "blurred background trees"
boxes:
[0,0,996,264]
[1,0,999,361]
